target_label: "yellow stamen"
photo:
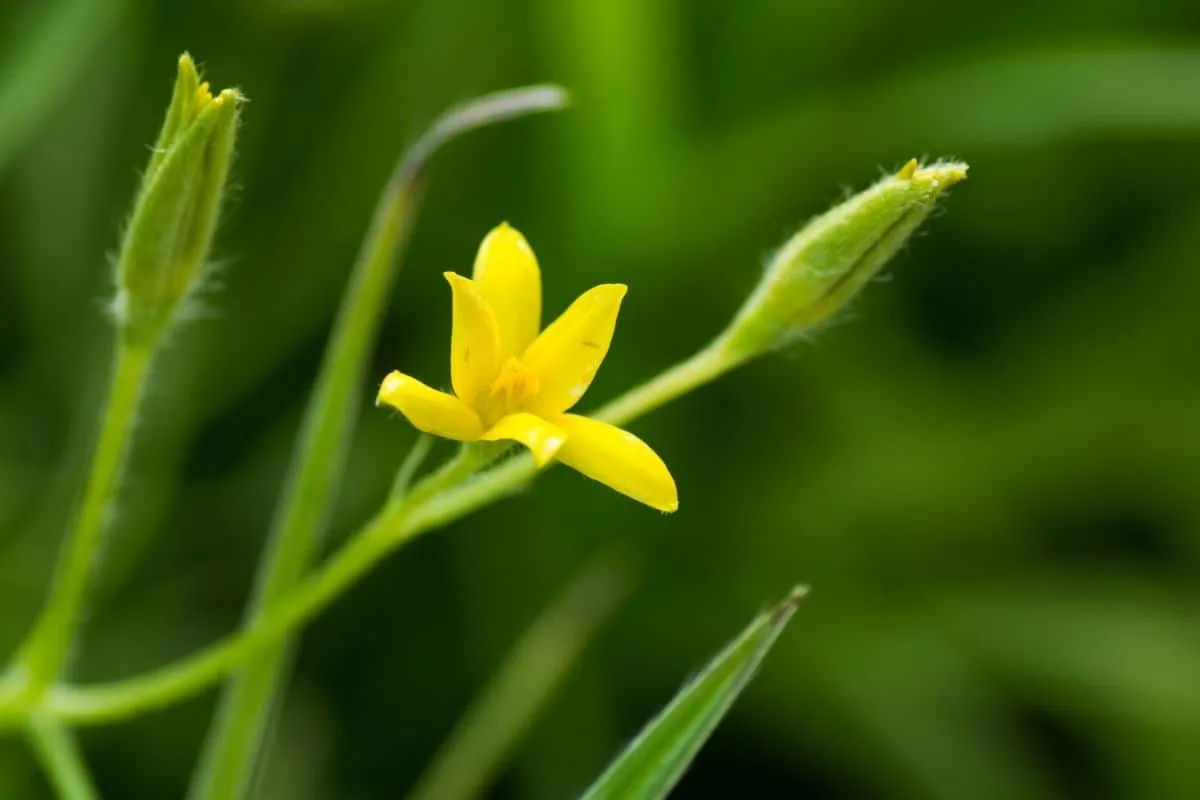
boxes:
[489,357,541,410]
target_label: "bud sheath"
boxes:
[114,54,242,344]
[719,159,967,360]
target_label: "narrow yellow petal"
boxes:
[480,412,566,467]
[445,272,501,406]
[522,284,626,414]
[377,371,484,440]
[551,414,678,512]
[472,223,542,360]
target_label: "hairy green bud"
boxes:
[114,54,242,344]
[719,159,967,359]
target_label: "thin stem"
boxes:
[191,84,568,800]
[42,445,497,725]
[191,148,422,800]
[34,342,737,725]
[402,342,734,535]
[390,434,434,500]
[44,505,399,724]
[596,341,736,427]
[17,341,154,693]
[25,716,100,800]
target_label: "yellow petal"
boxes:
[522,284,626,414]
[472,223,542,360]
[377,371,484,440]
[445,272,501,406]
[480,412,566,467]
[551,414,678,512]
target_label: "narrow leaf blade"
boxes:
[580,586,806,800]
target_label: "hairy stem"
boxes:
[17,341,154,694]
[43,445,493,724]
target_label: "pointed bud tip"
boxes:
[210,88,245,109]
[719,157,968,358]
[903,160,969,190]
[770,585,809,622]
[117,54,242,342]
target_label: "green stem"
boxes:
[42,446,492,725]
[25,716,100,800]
[190,84,568,800]
[32,343,736,725]
[390,434,434,500]
[402,341,734,534]
[17,341,154,694]
[189,151,422,800]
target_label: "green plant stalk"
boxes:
[23,341,738,725]
[36,445,500,725]
[25,716,100,800]
[390,434,433,499]
[9,55,240,725]
[407,555,633,800]
[189,166,423,800]
[17,341,155,694]
[190,84,568,800]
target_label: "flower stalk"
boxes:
[12,54,241,705]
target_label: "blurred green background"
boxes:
[3,0,1200,797]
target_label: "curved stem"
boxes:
[33,342,738,725]
[42,444,497,725]
[191,83,569,800]
[46,504,400,724]
[17,341,154,694]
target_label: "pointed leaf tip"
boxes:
[580,586,804,800]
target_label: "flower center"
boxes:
[482,357,540,421]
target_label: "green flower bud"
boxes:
[718,159,967,360]
[113,54,242,344]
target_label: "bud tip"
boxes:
[903,159,969,190]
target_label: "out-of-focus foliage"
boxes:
[1,1,1198,798]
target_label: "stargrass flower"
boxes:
[378,224,678,512]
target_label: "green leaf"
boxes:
[580,586,806,800]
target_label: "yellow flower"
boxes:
[377,223,678,512]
